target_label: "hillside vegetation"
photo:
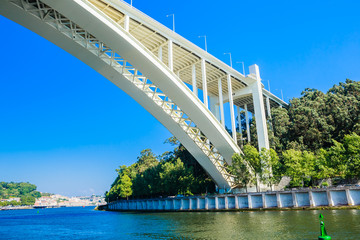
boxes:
[0,182,41,206]
[233,79,360,189]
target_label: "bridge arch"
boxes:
[0,0,286,191]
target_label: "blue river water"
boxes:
[0,206,359,239]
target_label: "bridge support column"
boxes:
[244,104,250,142]
[266,96,273,131]
[168,40,173,71]
[124,15,129,32]
[266,96,271,119]
[218,78,225,127]
[158,46,162,61]
[192,64,198,96]
[227,74,237,142]
[237,106,243,147]
[201,59,208,108]
[210,96,220,121]
[249,64,269,150]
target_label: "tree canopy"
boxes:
[271,79,360,152]
[0,182,41,206]
[105,139,215,202]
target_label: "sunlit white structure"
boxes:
[0,0,287,191]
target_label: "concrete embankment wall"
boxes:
[107,187,360,211]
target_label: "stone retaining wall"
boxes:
[107,187,360,211]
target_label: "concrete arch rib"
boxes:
[0,0,240,189]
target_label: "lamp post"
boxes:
[198,35,207,52]
[236,61,245,76]
[224,52,232,68]
[166,14,175,32]
[275,89,284,100]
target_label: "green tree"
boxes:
[313,149,336,182]
[283,149,315,187]
[20,196,35,205]
[260,148,281,188]
[230,153,252,191]
[343,133,360,177]
[243,144,261,173]
[160,159,194,196]
[118,174,133,200]
[271,107,290,152]
[135,149,159,173]
[327,80,360,141]
[18,183,36,195]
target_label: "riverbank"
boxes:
[0,205,101,211]
[0,206,33,211]
[105,187,360,212]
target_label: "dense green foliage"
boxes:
[230,146,281,190]
[232,132,360,188]
[270,79,360,152]
[0,182,41,206]
[232,79,360,189]
[106,138,215,202]
[107,79,360,198]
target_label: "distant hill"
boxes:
[0,182,41,206]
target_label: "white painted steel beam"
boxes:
[124,14,129,32]
[168,40,173,71]
[249,64,270,150]
[201,58,208,108]
[158,45,162,61]
[223,86,253,103]
[209,96,220,121]
[218,78,225,127]
[266,96,271,118]
[237,106,243,146]
[244,104,251,142]
[227,74,236,142]
[192,64,197,96]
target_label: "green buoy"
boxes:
[318,214,331,240]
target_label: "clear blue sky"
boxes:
[1,0,359,196]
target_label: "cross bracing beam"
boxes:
[0,0,253,189]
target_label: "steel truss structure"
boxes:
[0,0,287,191]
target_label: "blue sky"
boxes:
[1,0,359,196]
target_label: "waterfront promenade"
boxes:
[107,187,360,212]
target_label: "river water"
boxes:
[0,207,359,239]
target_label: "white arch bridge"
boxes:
[1,0,287,191]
